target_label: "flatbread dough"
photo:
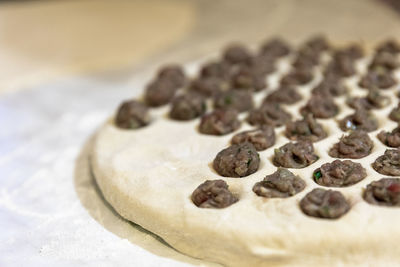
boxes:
[91,52,400,266]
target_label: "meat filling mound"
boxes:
[191,180,238,208]
[389,103,400,123]
[169,93,206,121]
[264,86,302,105]
[372,149,400,176]
[231,126,275,151]
[252,168,306,198]
[230,66,267,92]
[260,38,291,58]
[311,79,347,97]
[285,114,327,142]
[378,124,400,147]
[115,100,150,129]
[144,79,177,107]
[329,130,373,159]
[358,69,396,90]
[213,142,260,177]
[247,103,292,127]
[347,89,390,110]
[313,160,367,187]
[199,109,240,135]
[363,178,400,207]
[300,188,350,219]
[213,90,254,113]
[280,69,313,86]
[338,108,378,132]
[157,64,186,88]
[273,141,318,168]
[189,77,226,97]
[300,94,339,119]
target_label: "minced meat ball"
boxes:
[303,35,330,53]
[189,76,226,97]
[200,61,231,80]
[199,109,240,135]
[191,180,238,208]
[347,89,390,110]
[253,168,305,198]
[231,125,275,151]
[260,38,291,58]
[329,130,373,159]
[389,103,400,122]
[372,149,400,176]
[285,114,327,142]
[369,52,399,71]
[376,39,400,55]
[169,92,206,120]
[300,188,350,219]
[363,178,400,207]
[213,142,260,177]
[339,108,378,132]
[313,160,367,187]
[223,43,252,65]
[213,90,254,112]
[230,66,267,91]
[280,69,313,86]
[264,86,302,105]
[378,124,400,147]
[273,141,319,168]
[157,64,186,88]
[358,69,396,90]
[312,79,347,97]
[144,78,177,107]
[115,100,150,129]
[300,94,339,119]
[247,103,292,127]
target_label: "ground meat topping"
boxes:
[200,61,231,79]
[372,149,400,176]
[191,180,238,208]
[260,38,291,58]
[213,142,260,177]
[329,130,373,159]
[223,43,252,65]
[311,79,347,97]
[338,108,378,132]
[347,89,390,110]
[363,178,400,207]
[115,100,150,129]
[169,92,206,120]
[303,35,330,53]
[199,109,240,135]
[376,40,400,55]
[285,114,327,142]
[369,52,399,71]
[231,125,275,151]
[144,79,177,107]
[378,125,400,147]
[264,86,302,105]
[189,77,226,97]
[389,103,400,122]
[253,168,305,198]
[273,141,318,168]
[213,90,254,112]
[230,66,267,91]
[245,54,275,75]
[313,160,367,187]
[157,65,186,88]
[324,57,356,78]
[280,69,313,86]
[300,94,339,119]
[292,47,320,69]
[300,188,350,219]
[358,69,396,90]
[247,103,292,127]
[335,44,365,61]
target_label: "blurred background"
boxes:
[1,0,400,94]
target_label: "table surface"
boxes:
[1,1,400,266]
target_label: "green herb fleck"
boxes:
[247,158,252,166]
[314,171,322,181]
[224,96,232,105]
